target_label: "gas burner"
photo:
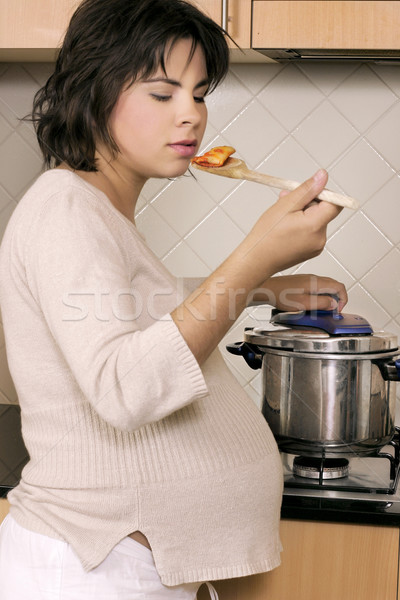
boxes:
[293,456,349,480]
[282,429,400,495]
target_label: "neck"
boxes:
[93,164,145,224]
[61,156,146,225]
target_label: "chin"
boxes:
[160,164,191,179]
[175,165,191,177]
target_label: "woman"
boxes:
[0,0,346,598]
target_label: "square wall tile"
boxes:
[257,64,324,131]
[370,64,400,96]
[152,174,215,238]
[346,284,391,330]
[384,319,400,340]
[293,100,358,167]
[135,204,180,259]
[294,250,355,291]
[363,175,400,245]
[330,139,395,205]
[185,208,245,271]
[328,213,393,280]
[15,119,40,153]
[162,241,210,278]
[361,249,400,317]
[0,114,13,145]
[191,167,241,204]
[366,103,400,171]
[206,70,253,130]
[222,99,287,167]
[0,186,13,213]
[139,178,169,207]
[23,63,54,86]
[260,136,320,183]
[329,65,397,132]
[0,64,40,124]
[230,63,283,95]
[0,132,42,198]
[298,62,358,95]
[221,179,277,233]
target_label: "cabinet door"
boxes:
[191,0,251,48]
[198,520,400,600]
[0,0,253,61]
[252,1,400,50]
[0,0,81,56]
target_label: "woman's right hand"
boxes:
[233,169,341,289]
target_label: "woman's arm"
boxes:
[172,169,343,365]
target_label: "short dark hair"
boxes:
[31,0,230,171]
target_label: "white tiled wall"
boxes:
[0,60,399,408]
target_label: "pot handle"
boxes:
[225,342,263,370]
[373,357,400,381]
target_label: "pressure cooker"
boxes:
[227,310,400,457]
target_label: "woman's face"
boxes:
[106,38,209,181]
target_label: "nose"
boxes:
[177,93,205,128]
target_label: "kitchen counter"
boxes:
[3,482,400,526]
[281,491,400,527]
[280,445,400,528]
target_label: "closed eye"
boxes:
[151,94,205,104]
[151,94,171,102]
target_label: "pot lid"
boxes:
[270,309,373,335]
[244,327,398,354]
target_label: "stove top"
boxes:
[280,429,400,525]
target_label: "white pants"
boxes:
[0,515,217,599]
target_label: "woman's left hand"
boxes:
[250,274,348,313]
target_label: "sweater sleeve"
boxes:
[24,189,208,431]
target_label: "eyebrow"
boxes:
[144,77,210,90]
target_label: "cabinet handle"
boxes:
[222,0,228,31]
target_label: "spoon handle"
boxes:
[243,169,359,210]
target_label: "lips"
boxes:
[169,140,197,158]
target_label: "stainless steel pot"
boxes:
[227,311,400,457]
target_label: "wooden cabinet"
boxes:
[198,519,400,600]
[252,1,400,53]
[191,0,269,62]
[0,0,81,60]
[1,1,400,62]
[0,0,241,61]
[0,1,251,54]
[0,0,269,63]
[191,1,251,49]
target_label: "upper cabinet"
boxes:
[0,0,270,63]
[0,0,80,61]
[1,1,400,63]
[179,1,270,63]
[192,0,251,49]
[252,1,400,62]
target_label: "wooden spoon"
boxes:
[191,157,359,210]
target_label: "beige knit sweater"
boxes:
[0,170,283,586]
